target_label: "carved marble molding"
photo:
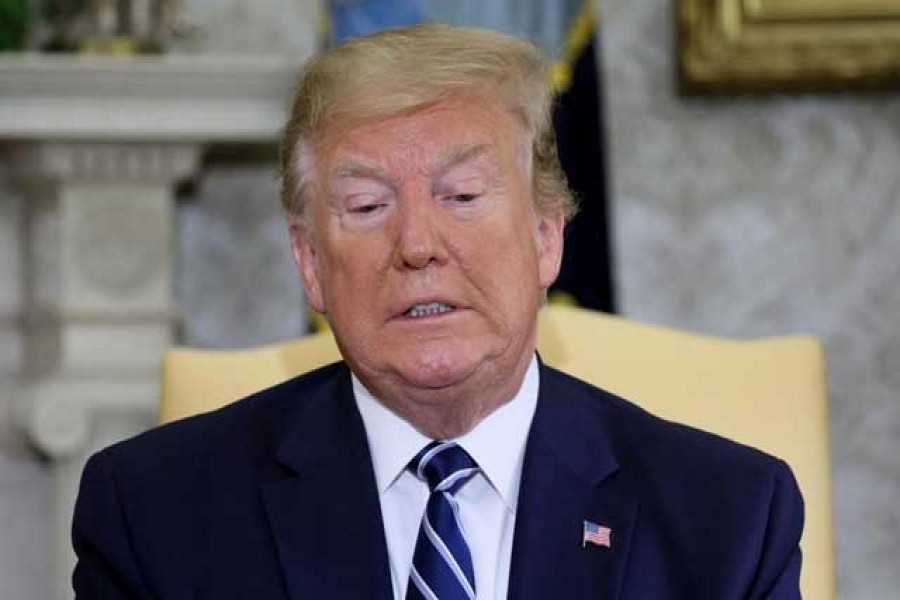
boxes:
[0,54,299,142]
[9,141,200,184]
[8,142,199,322]
[72,191,169,294]
[14,376,159,459]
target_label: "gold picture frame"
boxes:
[679,0,900,93]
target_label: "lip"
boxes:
[391,297,464,321]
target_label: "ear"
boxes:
[536,211,565,290]
[288,216,326,314]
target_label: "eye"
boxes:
[343,192,390,215]
[349,203,386,214]
[440,192,481,204]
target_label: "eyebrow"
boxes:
[438,143,492,171]
[332,159,391,182]
[331,143,494,182]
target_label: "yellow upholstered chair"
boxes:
[160,305,834,599]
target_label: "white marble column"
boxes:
[10,140,201,600]
[0,52,303,600]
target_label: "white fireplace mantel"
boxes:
[0,53,300,141]
[0,51,307,600]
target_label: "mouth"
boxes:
[401,301,458,319]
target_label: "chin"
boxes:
[393,348,484,391]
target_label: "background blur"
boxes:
[1,0,898,598]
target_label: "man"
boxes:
[72,24,803,599]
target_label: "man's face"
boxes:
[290,95,564,410]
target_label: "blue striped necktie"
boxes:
[406,441,479,600]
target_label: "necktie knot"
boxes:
[409,441,478,495]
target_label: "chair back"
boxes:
[159,305,833,599]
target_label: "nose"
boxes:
[394,192,447,270]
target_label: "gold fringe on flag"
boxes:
[550,1,598,93]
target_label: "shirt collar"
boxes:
[353,355,540,512]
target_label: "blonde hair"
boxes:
[280,23,576,224]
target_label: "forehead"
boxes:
[314,96,527,177]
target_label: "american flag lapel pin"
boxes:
[583,520,612,549]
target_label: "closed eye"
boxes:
[348,202,388,215]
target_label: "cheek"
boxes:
[319,235,391,300]
[457,220,541,291]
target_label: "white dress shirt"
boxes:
[353,355,540,599]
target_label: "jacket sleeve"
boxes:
[72,450,153,599]
[747,459,805,600]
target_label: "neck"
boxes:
[356,351,534,439]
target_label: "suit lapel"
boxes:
[259,367,392,600]
[508,366,640,600]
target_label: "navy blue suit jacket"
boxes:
[73,361,803,599]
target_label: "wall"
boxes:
[602,2,900,597]
[0,0,897,597]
